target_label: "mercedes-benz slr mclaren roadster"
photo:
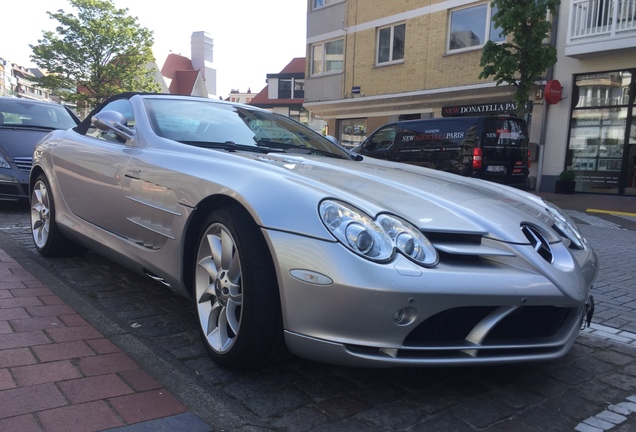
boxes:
[30,93,597,369]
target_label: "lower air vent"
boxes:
[521,225,553,263]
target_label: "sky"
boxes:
[0,0,307,97]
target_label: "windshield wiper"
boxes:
[0,124,58,130]
[178,140,284,154]
[255,139,346,159]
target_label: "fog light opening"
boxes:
[393,307,417,326]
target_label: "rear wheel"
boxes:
[194,206,284,369]
[30,175,83,257]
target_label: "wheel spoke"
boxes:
[197,256,218,283]
[208,233,223,270]
[225,299,241,336]
[221,229,234,269]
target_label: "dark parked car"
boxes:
[0,97,80,201]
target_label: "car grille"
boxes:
[403,306,571,344]
[13,156,33,172]
[344,305,582,363]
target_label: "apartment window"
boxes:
[311,39,344,75]
[377,23,406,65]
[448,3,505,52]
[294,79,305,99]
[278,78,304,99]
[279,78,292,99]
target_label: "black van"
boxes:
[354,116,530,187]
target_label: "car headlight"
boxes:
[0,156,10,169]
[544,201,586,249]
[319,200,439,267]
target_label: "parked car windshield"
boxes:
[0,99,78,130]
[144,98,350,158]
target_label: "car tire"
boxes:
[30,175,84,257]
[194,206,285,370]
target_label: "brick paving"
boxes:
[0,247,201,432]
[1,195,636,431]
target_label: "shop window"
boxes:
[567,70,635,195]
[448,3,505,52]
[338,118,367,149]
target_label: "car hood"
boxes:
[0,128,52,158]
[242,152,555,244]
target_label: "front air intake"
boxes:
[521,225,553,263]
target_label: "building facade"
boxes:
[304,0,636,196]
[0,58,52,101]
[542,0,636,195]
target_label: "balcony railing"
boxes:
[570,0,636,40]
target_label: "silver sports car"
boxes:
[30,93,597,369]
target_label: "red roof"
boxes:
[279,57,305,74]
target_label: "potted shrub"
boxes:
[555,169,576,194]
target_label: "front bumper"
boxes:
[264,229,598,368]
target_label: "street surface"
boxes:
[1,199,636,431]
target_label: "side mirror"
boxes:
[92,110,134,142]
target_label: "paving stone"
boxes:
[58,373,134,403]
[0,347,36,368]
[0,368,16,390]
[78,352,139,376]
[0,383,67,419]
[45,325,103,343]
[109,390,188,424]
[37,400,123,432]
[11,360,82,387]
[10,316,64,332]
[450,397,516,429]
[118,369,163,392]
[32,340,96,362]
[0,330,50,350]
[0,414,42,432]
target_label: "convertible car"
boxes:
[30,93,597,369]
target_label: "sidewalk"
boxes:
[0,248,211,432]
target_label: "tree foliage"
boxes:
[30,0,161,108]
[479,0,560,114]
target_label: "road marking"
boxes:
[574,395,636,431]
[587,208,636,218]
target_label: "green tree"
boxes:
[30,0,161,109]
[479,0,560,114]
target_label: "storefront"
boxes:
[566,70,636,196]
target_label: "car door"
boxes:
[51,99,135,235]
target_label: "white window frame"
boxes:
[376,22,406,66]
[447,2,505,53]
[310,39,344,76]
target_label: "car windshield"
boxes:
[0,99,78,130]
[143,98,350,158]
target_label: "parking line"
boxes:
[587,208,636,218]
